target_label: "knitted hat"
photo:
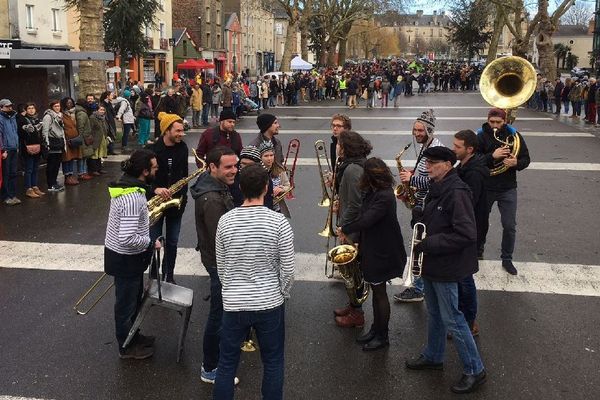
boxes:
[258,141,274,156]
[219,109,237,121]
[423,146,457,164]
[256,113,277,133]
[487,108,507,121]
[239,145,261,163]
[157,112,183,134]
[416,109,435,133]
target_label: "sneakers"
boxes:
[4,197,22,205]
[502,260,518,275]
[47,185,65,193]
[334,308,365,328]
[393,287,424,303]
[405,355,444,370]
[26,188,40,198]
[32,186,46,196]
[200,365,240,385]
[119,342,154,360]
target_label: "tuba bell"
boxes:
[328,244,369,305]
[479,56,536,176]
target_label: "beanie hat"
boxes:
[158,112,183,134]
[219,109,237,121]
[416,109,435,133]
[239,145,261,163]
[487,108,507,121]
[256,113,277,133]
[423,146,457,164]
[258,141,274,156]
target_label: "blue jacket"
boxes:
[0,111,18,151]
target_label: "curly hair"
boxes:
[331,114,352,130]
[359,157,395,191]
[338,130,372,159]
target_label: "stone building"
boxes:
[552,23,594,69]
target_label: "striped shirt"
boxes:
[410,137,445,209]
[216,206,295,312]
[104,188,151,255]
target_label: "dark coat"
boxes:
[17,114,43,158]
[418,169,478,282]
[342,188,406,282]
[456,153,488,244]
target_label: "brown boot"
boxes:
[79,173,93,181]
[335,308,364,328]
[334,304,352,317]
[32,186,46,196]
[25,188,40,198]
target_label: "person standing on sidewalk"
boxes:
[0,99,20,205]
[17,102,45,198]
[213,164,294,400]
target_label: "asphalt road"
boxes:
[0,92,599,400]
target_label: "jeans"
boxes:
[201,105,210,125]
[1,149,18,199]
[149,213,182,279]
[47,153,63,187]
[457,275,477,323]
[192,109,201,127]
[211,104,219,119]
[24,155,39,189]
[562,100,570,114]
[62,159,75,176]
[214,305,285,400]
[203,266,223,372]
[483,188,517,261]
[114,274,144,348]
[122,123,134,147]
[422,279,484,375]
[77,158,88,175]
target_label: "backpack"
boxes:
[232,91,240,106]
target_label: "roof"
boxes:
[555,25,590,37]
[376,10,451,27]
[173,28,186,47]
[224,13,240,31]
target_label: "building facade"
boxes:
[552,24,594,69]
[224,13,242,74]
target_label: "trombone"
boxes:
[73,273,113,315]
[284,138,300,200]
[314,140,333,207]
[402,222,427,288]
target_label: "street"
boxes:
[1,92,600,400]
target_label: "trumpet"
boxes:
[402,222,427,287]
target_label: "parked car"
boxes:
[571,67,591,78]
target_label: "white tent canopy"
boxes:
[290,56,312,71]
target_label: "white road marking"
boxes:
[103,156,600,171]
[2,241,600,297]
[0,397,55,400]
[235,129,594,138]
[266,116,554,121]
[256,105,507,109]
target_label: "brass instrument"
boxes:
[393,143,417,209]
[273,186,294,205]
[402,222,427,288]
[315,140,333,207]
[74,149,207,315]
[284,138,300,200]
[328,244,369,305]
[479,56,535,176]
[241,328,258,352]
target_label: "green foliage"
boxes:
[554,43,570,70]
[566,53,578,70]
[447,0,492,61]
[103,0,162,58]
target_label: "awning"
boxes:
[9,49,113,61]
[216,56,226,61]
[177,59,216,70]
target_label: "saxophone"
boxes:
[394,143,417,209]
[148,150,206,226]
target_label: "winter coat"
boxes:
[114,97,136,124]
[477,122,530,192]
[190,171,235,268]
[261,82,269,99]
[103,99,117,139]
[62,111,82,161]
[42,109,65,153]
[212,87,222,105]
[201,83,213,105]
[0,110,18,151]
[75,104,94,158]
[418,169,478,282]
[17,114,43,157]
[89,113,108,151]
[195,126,243,161]
[249,132,283,165]
[342,188,407,282]
[456,153,489,246]
[335,158,365,243]
[221,85,233,107]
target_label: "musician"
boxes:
[190,146,240,385]
[453,130,489,336]
[229,145,274,209]
[477,108,530,275]
[395,109,445,303]
[146,112,189,284]
[260,141,290,217]
[213,164,294,400]
[333,130,372,328]
[104,149,160,359]
[195,109,242,164]
[329,114,352,170]
[249,113,284,165]
[404,147,486,394]
[337,157,406,351]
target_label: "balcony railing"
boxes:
[160,38,168,50]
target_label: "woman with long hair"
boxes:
[42,100,66,192]
[60,97,82,185]
[17,102,45,198]
[337,157,407,351]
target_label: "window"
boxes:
[145,25,151,38]
[159,22,165,39]
[206,7,210,23]
[217,33,221,48]
[52,8,60,31]
[25,5,34,29]
[216,10,220,22]
[206,32,211,48]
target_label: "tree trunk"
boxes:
[281,17,298,72]
[120,52,128,91]
[77,0,106,98]
[536,0,557,79]
[487,11,504,63]
[512,39,528,58]
[300,0,312,60]
[326,40,338,66]
[338,38,347,66]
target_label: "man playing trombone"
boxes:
[404,147,486,394]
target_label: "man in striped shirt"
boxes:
[395,109,445,303]
[104,149,160,359]
[213,164,295,400]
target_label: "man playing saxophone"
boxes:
[146,112,189,284]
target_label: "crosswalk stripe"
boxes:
[234,129,594,138]
[0,397,54,400]
[103,156,600,171]
[1,241,599,297]
[264,116,554,121]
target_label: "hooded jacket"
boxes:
[418,169,478,282]
[0,110,18,151]
[191,171,234,268]
[477,122,530,192]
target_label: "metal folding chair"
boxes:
[123,239,194,362]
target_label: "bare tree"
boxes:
[277,0,301,71]
[560,2,594,26]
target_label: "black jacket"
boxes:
[190,171,234,267]
[342,188,406,282]
[477,122,530,192]
[146,137,189,217]
[457,153,488,249]
[330,135,338,170]
[418,169,478,282]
